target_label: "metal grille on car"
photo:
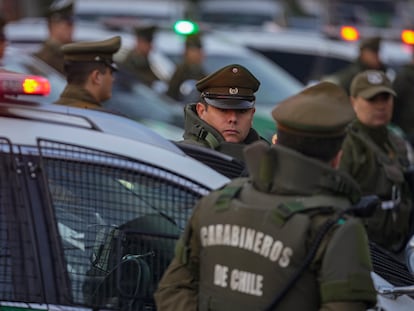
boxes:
[0,138,44,302]
[37,139,207,310]
[370,242,414,287]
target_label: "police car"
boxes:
[0,69,229,311]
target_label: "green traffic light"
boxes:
[173,20,199,35]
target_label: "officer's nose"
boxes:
[226,109,237,122]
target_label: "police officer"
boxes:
[340,69,414,254]
[155,81,377,310]
[166,33,206,102]
[54,36,121,109]
[34,0,75,74]
[178,64,266,162]
[118,24,159,87]
[326,36,387,94]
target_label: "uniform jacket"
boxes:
[33,39,65,75]
[178,103,266,163]
[166,62,206,101]
[118,50,159,87]
[392,63,414,142]
[340,120,413,253]
[330,59,387,94]
[154,142,377,311]
[54,84,103,110]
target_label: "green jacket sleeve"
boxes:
[154,205,201,311]
[319,217,377,309]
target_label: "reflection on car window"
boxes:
[39,140,206,308]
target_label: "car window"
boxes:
[0,136,208,308]
[37,139,207,308]
[252,49,353,84]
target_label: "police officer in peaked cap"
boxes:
[33,0,75,74]
[178,64,268,163]
[155,81,377,310]
[118,24,159,87]
[54,36,121,109]
[166,32,206,102]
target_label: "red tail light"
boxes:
[340,26,359,41]
[401,29,414,45]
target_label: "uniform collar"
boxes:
[244,141,361,203]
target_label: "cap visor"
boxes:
[359,86,396,99]
[204,98,255,109]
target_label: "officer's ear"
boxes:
[90,68,103,85]
[196,102,207,117]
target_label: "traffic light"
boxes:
[173,19,199,36]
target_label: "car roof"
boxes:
[0,96,229,189]
[214,28,413,67]
[74,0,186,24]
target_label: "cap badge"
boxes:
[367,72,383,85]
[229,87,238,95]
[232,67,239,74]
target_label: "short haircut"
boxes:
[64,61,107,85]
[276,129,345,162]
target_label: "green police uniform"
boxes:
[392,62,414,144]
[33,0,74,74]
[179,64,267,162]
[118,25,159,87]
[54,36,121,109]
[340,70,414,253]
[155,82,377,311]
[328,37,387,94]
[166,34,206,101]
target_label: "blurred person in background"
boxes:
[0,15,7,65]
[178,64,267,163]
[392,49,414,145]
[166,33,206,102]
[327,36,387,94]
[340,69,414,255]
[54,36,121,109]
[118,24,159,87]
[34,0,75,74]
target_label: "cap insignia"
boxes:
[367,72,383,84]
[229,87,238,95]
[232,67,238,74]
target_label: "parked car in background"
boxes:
[214,28,413,85]
[196,0,285,29]
[2,23,183,140]
[74,0,187,26]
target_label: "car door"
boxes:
[0,136,211,310]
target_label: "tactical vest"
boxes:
[192,179,353,311]
[348,127,412,252]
